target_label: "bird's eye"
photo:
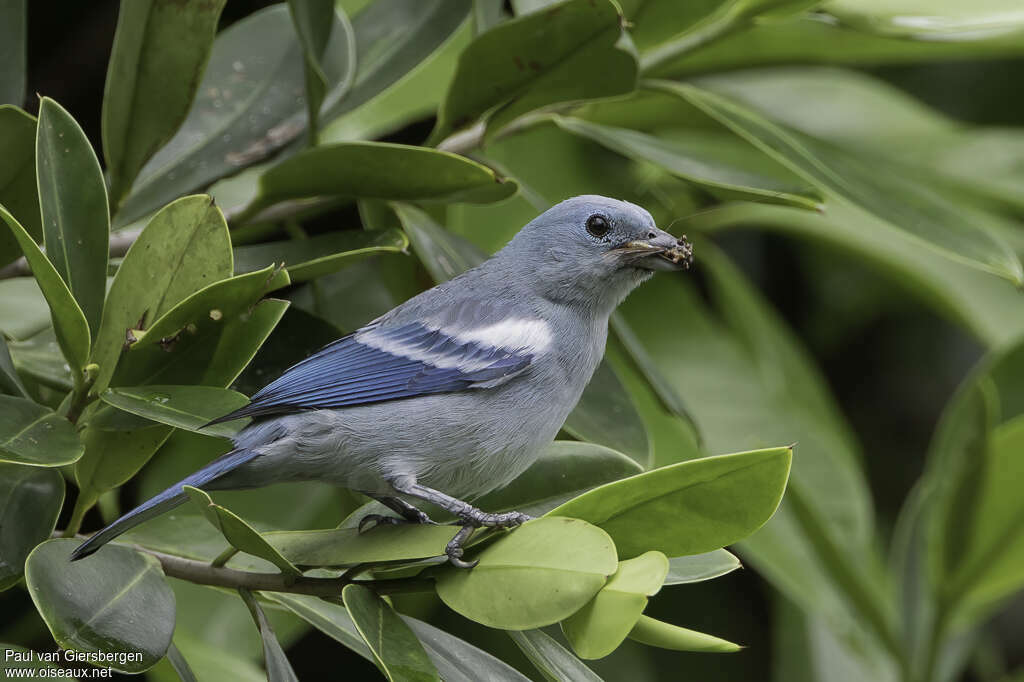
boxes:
[586,215,610,238]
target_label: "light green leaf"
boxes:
[0,205,90,373]
[0,463,63,590]
[267,524,460,567]
[435,517,617,629]
[233,228,408,283]
[432,0,636,143]
[0,278,49,341]
[562,551,669,659]
[823,0,1024,40]
[509,629,603,682]
[8,328,73,392]
[36,97,110,334]
[342,584,440,682]
[92,195,233,394]
[100,385,249,439]
[238,589,299,682]
[656,81,1023,284]
[25,539,175,673]
[0,395,83,467]
[0,0,25,106]
[664,549,741,585]
[553,116,820,209]
[627,615,740,653]
[102,0,227,205]
[0,105,40,266]
[549,447,791,558]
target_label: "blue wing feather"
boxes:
[208,320,533,423]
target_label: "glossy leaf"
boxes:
[435,517,617,629]
[268,524,460,567]
[92,195,233,394]
[509,629,603,682]
[431,0,636,142]
[36,98,110,334]
[823,0,1024,40]
[342,584,440,682]
[0,0,25,106]
[0,463,63,590]
[184,486,301,576]
[656,81,1024,284]
[25,539,175,673]
[0,105,39,266]
[403,615,533,682]
[627,615,740,653]
[102,0,227,205]
[0,335,27,397]
[549,447,791,558]
[100,385,249,439]
[0,205,91,373]
[553,116,820,209]
[287,0,352,142]
[233,228,408,283]
[238,589,300,682]
[268,593,373,661]
[0,395,83,467]
[562,551,669,659]
[664,549,741,585]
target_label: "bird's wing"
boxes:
[208,301,549,423]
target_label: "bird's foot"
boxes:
[457,508,533,529]
[357,508,435,534]
[445,524,478,569]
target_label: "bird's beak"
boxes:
[613,230,693,271]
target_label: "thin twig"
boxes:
[0,228,142,280]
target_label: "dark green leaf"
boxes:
[100,385,249,439]
[233,228,408,283]
[287,0,354,142]
[36,97,110,334]
[0,0,26,106]
[25,539,175,673]
[564,361,651,465]
[74,416,174,511]
[0,105,39,266]
[0,463,63,590]
[91,195,232,394]
[0,205,91,373]
[268,593,373,661]
[403,616,533,682]
[268,524,460,567]
[435,517,617,629]
[509,629,603,682]
[102,0,228,205]
[0,334,28,397]
[342,584,440,682]
[0,278,49,341]
[627,615,740,653]
[431,0,636,143]
[549,447,791,558]
[0,644,67,676]
[238,589,300,682]
[663,549,741,585]
[562,551,669,659]
[8,328,73,391]
[0,395,83,467]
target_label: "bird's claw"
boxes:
[457,509,533,528]
[445,523,478,568]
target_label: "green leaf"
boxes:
[0,644,67,676]
[238,589,300,682]
[627,615,740,653]
[0,334,28,397]
[432,0,636,143]
[563,360,651,465]
[36,97,110,335]
[8,328,73,391]
[74,416,174,512]
[102,0,227,205]
[509,629,603,682]
[111,266,290,388]
[342,584,440,682]
[562,551,669,659]
[267,524,460,567]
[0,0,26,106]
[0,463,63,590]
[0,205,91,373]
[655,81,1024,284]
[91,195,233,394]
[165,642,198,682]
[184,486,301,577]
[474,441,643,517]
[233,228,409,283]
[435,517,617,629]
[0,395,83,467]
[245,143,516,218]
[25,539,175,673]
[0,105,40,266]
[553,116,820,209]
[267,593,373,661]
[549,447,791,558]
[0,278,49,341]
[823,0,1024,40]
[395,201,486,282]
[403,615,533,682]
[663,549,741,585]
[100,385,249,439]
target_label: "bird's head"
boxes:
[502,195,692,310]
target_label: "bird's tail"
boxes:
[69,448,261,561]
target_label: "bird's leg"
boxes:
[389,477,533,568]
[357,495,436,533]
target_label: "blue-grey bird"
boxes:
[71,195,692,567]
